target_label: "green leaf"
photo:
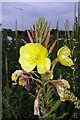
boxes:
[48,99,53,104]
[44,81,49,86]
[44,113,56,119]
[34,79,42,84]
[40,96,45,112]
[49,113,56,119]
[46,87,54,101]
[50,100,61,113]
[56,113,68,120]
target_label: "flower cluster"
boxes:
[11,18,80,118]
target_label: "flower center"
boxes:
[36,56,40,59]
[32,55,39,59]
[30,55,40,64]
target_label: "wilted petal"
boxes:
[59,79,70,89]
[56,84,68,101]
[60,95,68,102]
[34,96,40,116]
[36,85,41,94]
[25,78,30,90]
[19,77,25,86]
[12,70,23,82]
[42,70,53,80]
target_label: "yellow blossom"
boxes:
[57,45,74,66]
[19,43,51,74]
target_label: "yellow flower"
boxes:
[19,43,51,74]
[12,73,18,82]
[57,45,74,66]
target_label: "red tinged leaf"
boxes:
[43,24,48,37]
[25,78,30,91]
[44,31,50,47]
[22,39,27,44]
[34,26,38,41]
[49,40,56,54]
[27,30,33,43]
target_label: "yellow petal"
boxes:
[57,45,70,57]
[40,45,48,58]
[20,45,31,60]
[19,56,36,72]
[58,55,74,66]
[20,43,48,57]
[35,43,48,57]
[12,73,18,82]
[37,58,51,74]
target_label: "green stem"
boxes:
[41,75,49,119]
[5,54,8,85]
[42,76,46,110]
[51,58,58,71]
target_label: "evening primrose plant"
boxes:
[12,18,80,119]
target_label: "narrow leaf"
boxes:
[49,40,56,54]
[34,25,38,42]
[50,100,61,112]
[27,30,33,43]
[44,31,50,47]
[46,87,54,99]
[43,24,48,37]
[56,113,68,120]
[34,79,42,85]
[30,28,34,38]
[22,39,27,44]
